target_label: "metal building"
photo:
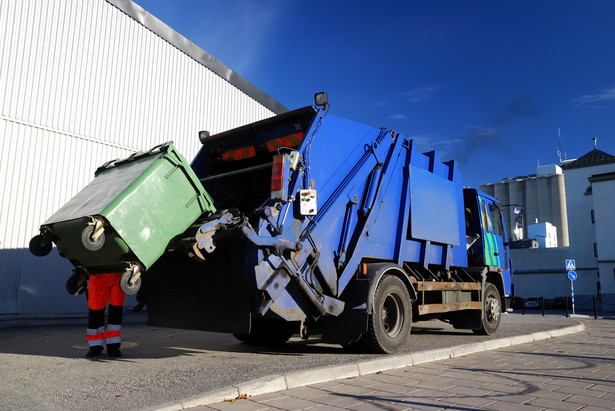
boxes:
[0,0,286,318]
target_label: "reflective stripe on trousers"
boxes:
[105,324,122,345]
[86,326,106,347]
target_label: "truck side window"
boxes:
[489,204,503,237]
[481,201,491,233]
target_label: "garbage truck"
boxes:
[31,93,512,353]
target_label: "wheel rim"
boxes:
[381,292,404,337]
[120,272,141,295]
[486,295,501,324]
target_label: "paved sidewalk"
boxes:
[173,318,614,410]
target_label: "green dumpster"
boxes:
[30,141,216,294]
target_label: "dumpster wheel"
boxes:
[81,225,105,251]
[66,268,88,296]
[120,269,142,295]
[29,232,53,256]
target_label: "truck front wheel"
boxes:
[360,275,412,353]
[474,282,502,335]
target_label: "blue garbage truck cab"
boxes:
[464,189,512,297]
[143,94,512,353]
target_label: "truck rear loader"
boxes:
[31,93,512,353]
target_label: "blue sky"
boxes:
[134,0,615,188]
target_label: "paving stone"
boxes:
[525,397,583,411]
[370,372,417,385]
[258,395,323,410]
[439,377,485,389]
[284,386,328,400]
[317,383,376,397]
[310,381,346,391]
[485,400,544,411]
[249,392,290,402]
[306,405,348,411]
[412,379,456,391]
[206,399,274,411]
[307,393,367,409]
[340,376,385,388]
[483,393,538,405]
[436,394,496,408]
[553,385,609,398]
[363,381,415,395]
[546,378,597,390]
[477,381,529,394]
[441,384,494,397]
[346,400,403,411]
[564,393,615,408]
[400,388,454,402]
[528,389,572,402]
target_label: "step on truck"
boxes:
[31,93,512,353]
[144,93,512,353]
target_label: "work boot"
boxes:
[107,343,122,357]
[86,346,104,358]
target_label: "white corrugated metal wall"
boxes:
[0,0,285,317]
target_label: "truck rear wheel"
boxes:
[474,282,502,335]
[360,275,412,353]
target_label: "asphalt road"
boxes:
[0,312,580,410]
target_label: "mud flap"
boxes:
[320,277,370,345]
[321,309,368,345]
[449,310,482,330]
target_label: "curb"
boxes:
[145,321,586,410]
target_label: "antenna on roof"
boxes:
[557,128,563,165]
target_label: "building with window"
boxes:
[0,0,286,319]
[481,145,615,311]
[589,171,615,308]
[480,164,569,247]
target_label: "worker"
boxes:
[85,273,125,357]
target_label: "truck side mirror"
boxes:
[314,92,328,108]
[199,130,210,144]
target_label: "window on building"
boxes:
[591,209,595,224]
[594,243,598,257]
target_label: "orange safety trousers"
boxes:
[86,273,126,348]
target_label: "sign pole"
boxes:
[565,260,576,316]
[571,279,575,315]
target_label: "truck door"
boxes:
[478,195,511,292]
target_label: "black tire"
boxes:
[81,225,105,251]
[233,321,295,345]
[360,275,412,353]
[119,271,141,295]
[66,273,87,296]
[29,234,52,257]
[473,282,502,335]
